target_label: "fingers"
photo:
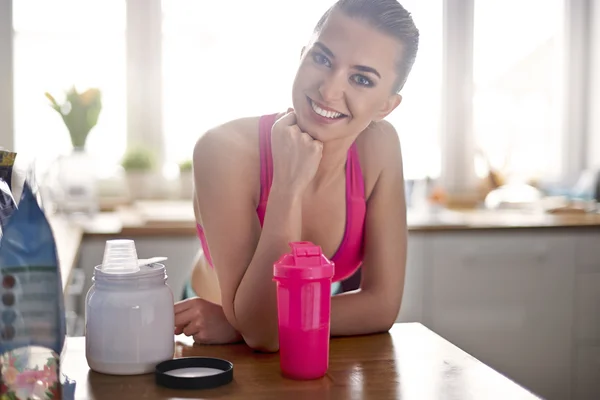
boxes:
[288,124,302,136]
[174,298,194,314]
[174,298,201,336]
[276,110,297,127]
[175,306,200,328]
[312,140,323,153]
[183,320,202,337]
[297,129,322,151]
[274,107,294,121]
[274,108,322,152]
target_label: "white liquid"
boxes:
[165,367,223,377]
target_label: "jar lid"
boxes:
[155,357,233,390]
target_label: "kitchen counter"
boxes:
[51,200,600,292]
[50,202,600,398]
[90,200,600,236]
[62,323,541,399]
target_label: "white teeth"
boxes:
[311,100,342,119]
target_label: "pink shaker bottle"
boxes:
[273,241,335,380]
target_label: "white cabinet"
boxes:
[573,232,600,400]
[397,229,584,400]
[427,231,575,400]
[575,346,600,400]
[575,273,600,343]
[397,232,429,323]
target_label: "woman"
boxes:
[174,0,419,351]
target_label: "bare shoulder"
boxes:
[193,116,262,206]
[355,120,403,198]
[193,117,261,169]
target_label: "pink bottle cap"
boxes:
[273,242,335,280]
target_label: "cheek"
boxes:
[346,96,382,120]
[294,62,326,89]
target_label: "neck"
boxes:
[310,135,356,190]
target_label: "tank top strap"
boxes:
[347,142,365,199]
[258,114,277,205]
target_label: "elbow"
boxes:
[244,336,279,353]
[231,299,279,353]
[364,290,399,333]
[378,316,396,333]
[374,302,400,333]
[368,311,396,334]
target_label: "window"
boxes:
[385,0,443,180]
[161,1,335,166]
[3,0,594,193]
[12,0,127,166]
[161,0,443,180]
[472,0,564,182]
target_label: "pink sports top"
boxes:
[196,113,367,283]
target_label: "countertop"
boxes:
[61,322,541,399]
[50,200,600,292]
[89,200,600,237]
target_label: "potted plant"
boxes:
[121,146,156,201]
[45,87,102,150]
[178,159,194,200]
[44,87,103,214]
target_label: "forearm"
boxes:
[233,186,302,351]
[330,289,399,337]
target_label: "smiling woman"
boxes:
[174,0,419,351]
[161,0,442,180]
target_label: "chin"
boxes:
[295,99,350,141]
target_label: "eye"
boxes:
[351,74,373,87]
[312,52,331,68]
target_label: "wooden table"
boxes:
[63,323,541,399]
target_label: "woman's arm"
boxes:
[330,122,408,336]
[193,114,321,352]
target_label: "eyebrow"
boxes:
[314,42,382,79]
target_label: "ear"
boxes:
[373,94,402,122]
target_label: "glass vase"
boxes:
[48,148,98,216]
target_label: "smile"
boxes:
[308,98,347,120]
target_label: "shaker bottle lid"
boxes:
[155,357,234,390]
[273,242,335,280]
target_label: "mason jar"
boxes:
[85,263,174,375]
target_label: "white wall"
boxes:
[0,1,13,150]
[587,0,600,168]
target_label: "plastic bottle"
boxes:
[273,241,335,380]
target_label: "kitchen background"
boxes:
[1,0,600,399]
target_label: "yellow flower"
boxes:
[3,366,19,386]
[80,88,101,106]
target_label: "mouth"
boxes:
[307,97,348,120]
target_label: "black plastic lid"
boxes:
[155,357,234,390]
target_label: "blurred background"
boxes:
[1,1,600,399]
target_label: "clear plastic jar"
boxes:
[85,263,174,375]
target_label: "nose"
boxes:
[318,71,345,102]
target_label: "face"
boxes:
[291,10,403,142]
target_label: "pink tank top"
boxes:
[197,113,366,282]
